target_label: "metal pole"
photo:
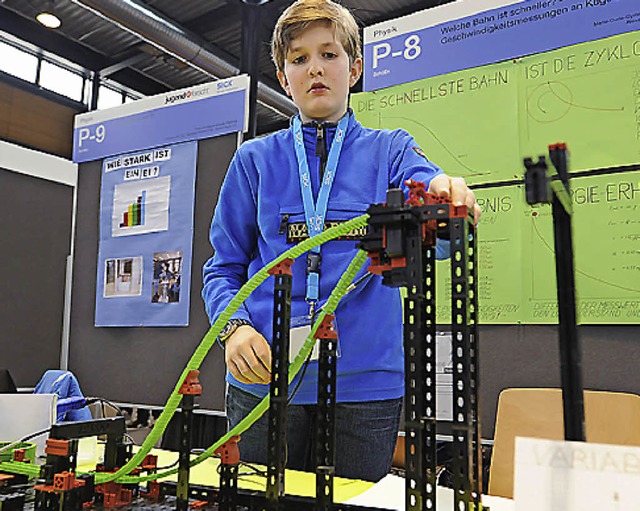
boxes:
[240,1,269,139]
[549,144,585,442]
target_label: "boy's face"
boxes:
[277,21,362,123]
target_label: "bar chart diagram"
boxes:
[119,191,146,228]
[111,176,170,237]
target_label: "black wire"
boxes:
[20,427,51,442]
[286,351,313,405]
[86,397,124,417]
[285,272,372,406]
[0,427,52,455]
[236,461,268,478]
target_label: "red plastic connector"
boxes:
[367,252,407,275]
[267,258,294,276]
[140,480,161,500]
[548,142,567,151]
[45,439,70,457]
[12,449,25,462]
[141,454,158,470]
[54,471,85,492]
[179,370,202,395]
[98,482,133,508]
[214,436,241,465]
[315,314,338,340]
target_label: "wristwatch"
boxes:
[218,318,253,347]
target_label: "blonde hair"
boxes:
[271,0,362,73]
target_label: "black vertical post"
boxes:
[467,226,483,502]
[420,243,438,511]
[176,395,194,511]
[266,259,293,509]
[450,214,474,511]
[315,315,338,511]
[214,437,241,511]
[402,216,436,509]
[176,371,201,511]
[549,144,585,442]
[240,1,269,140]
[89,71,100,111]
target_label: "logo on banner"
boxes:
[164,87,210,105]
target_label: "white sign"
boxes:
[514,437,640,511]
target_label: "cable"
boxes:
[287,272,373,405]
[0,427,52,454]
[86,397,124,418]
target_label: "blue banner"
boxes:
[95,141,197,327]
[73,77,248,163]
[363,0,640,91]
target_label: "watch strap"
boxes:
[217,318,253,347]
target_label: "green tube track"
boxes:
[0,214,370,485]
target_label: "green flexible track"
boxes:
[0,214,369,484]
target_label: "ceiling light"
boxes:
[36,1,61,29]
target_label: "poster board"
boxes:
[354,31,640,324]
[68,135,235,410]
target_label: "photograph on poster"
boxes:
[111,175,171,237]
[103,256,143,298]
[151,251,182,304]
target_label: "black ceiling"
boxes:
[0,0,453,135]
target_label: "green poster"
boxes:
[517,32,640,174]
[435,185,525,325]
[353,61,521,186]
[355,31,640,324]
[523,171,640,324]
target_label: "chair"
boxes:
[488,388,640,499]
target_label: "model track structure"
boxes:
[0,185,481,511]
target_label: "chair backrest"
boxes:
[488,388,640,499]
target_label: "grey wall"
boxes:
[0,168,73,386]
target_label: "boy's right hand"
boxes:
[225,326,272,384]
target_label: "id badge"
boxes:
[289,315,341,362]
[289,315,317,362]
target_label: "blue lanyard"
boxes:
[292,113,349,305]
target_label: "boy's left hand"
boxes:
[428,174,482,224]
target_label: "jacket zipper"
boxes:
[315,122,327,180]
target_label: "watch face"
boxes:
[220,323,235,339]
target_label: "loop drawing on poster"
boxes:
[95,141,197,327]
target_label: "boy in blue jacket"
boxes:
[202,0,481,482]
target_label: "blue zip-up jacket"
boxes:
[202,111,446,404]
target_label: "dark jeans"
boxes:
[226,385,402,482]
